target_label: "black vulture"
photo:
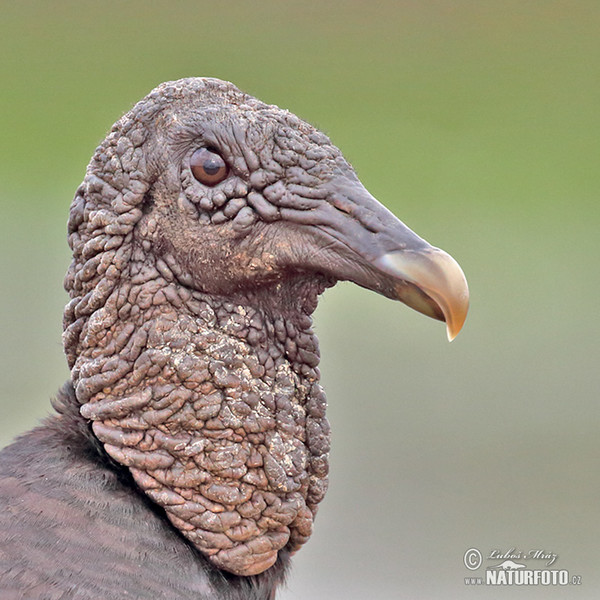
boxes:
[0,78,469,599]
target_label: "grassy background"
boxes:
[1,1,599,598]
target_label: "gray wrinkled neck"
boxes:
[64,273,330,576]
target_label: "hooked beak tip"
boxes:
[375,248,469,341]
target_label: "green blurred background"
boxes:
[1,1,599,598]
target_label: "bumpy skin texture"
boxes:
[0,383,289,599]
[63,79,342,576]
[0,78,465,598]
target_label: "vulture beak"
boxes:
[296,176,470,340]
[372,248,469,341]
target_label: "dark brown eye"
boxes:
[190,148,228,186]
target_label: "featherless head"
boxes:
[63,78,468,576]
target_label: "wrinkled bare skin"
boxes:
[64,79,340,576]
[62,78,468,580]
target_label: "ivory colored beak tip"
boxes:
[447,327,457,342]
[445,293,469,342]
[377,248,469,341]
[438,255,469,342]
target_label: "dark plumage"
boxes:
[0,78,468,599]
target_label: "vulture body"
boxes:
[0,78,468,599]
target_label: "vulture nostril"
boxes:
[330,197,353,216]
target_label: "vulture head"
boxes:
[63,78,468,577]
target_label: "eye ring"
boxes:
[190,148,229,186]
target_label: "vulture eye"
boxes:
[190,148,228,186]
